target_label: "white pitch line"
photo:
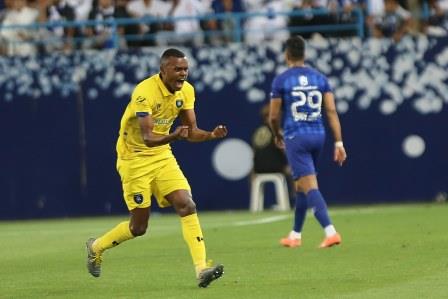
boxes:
[0,206,417,236]
[232,215,290,226]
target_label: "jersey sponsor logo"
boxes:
[136,96,146,103]
[293,85,318,90]
[196,236,204,242]
[133,193,144,204]
[155,103,161,111]
[175,99,183,108]
[154,118,173,125]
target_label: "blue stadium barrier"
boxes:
[0,37,447,219]
[0,8,365,48]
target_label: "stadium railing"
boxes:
[0,8,365,50]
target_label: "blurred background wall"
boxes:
[0,37,447,219]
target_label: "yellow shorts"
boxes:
[116,151,191,210]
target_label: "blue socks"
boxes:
[306,189,332,228]
[293,192,307,233]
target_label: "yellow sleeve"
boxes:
[182,82,195,110]
[131,82,153,115]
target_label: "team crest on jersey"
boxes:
[299,76,308,86]
[133,193,144,204]
[175,99,183,108]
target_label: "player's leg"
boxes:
[280,136,314,247]
[309,140,341,248]
[91,208,151,255]
[165,190,206,273]
[154,153,223,287]
[165,190,223,288]
[86,218,137,278]
[296,175,341,248]
[280,190,306,247]
[86,209,150,278]
[86,158,153,277]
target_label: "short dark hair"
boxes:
[161,48,186,63]
[285,35,305,61]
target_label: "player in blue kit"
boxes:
[269,36,347,248]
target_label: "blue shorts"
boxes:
[284,134,325,180]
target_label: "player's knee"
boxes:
[130,224,148,236]
[185,200,196,214]
[177,199,196,216]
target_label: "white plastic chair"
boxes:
[250,173,290,212]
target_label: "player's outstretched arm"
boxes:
[323,92,347,166]
[179,109,228,142]
[138,113,189,147]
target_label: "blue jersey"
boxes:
[270,66,332,138]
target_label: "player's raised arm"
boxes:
[322,92,347,166]
[179,109,227,142]
[138,113,189,147]
[269,98,284,149]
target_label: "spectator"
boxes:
[0,0,39,56]
[114,0,140,48]
[288,0,334,39]
[251,103,293,199]
[350,0,369,36]
[328,0,359,36]
[425,0,448,35]
[368,0,412,42]
[0,0,12,24]
[159,0,209,47]
[66,0,94,21]
[208,0,244,45]
[0,0,13,55]
[243,0,289,44]
[84,0,126,49]
[38,0,76,53]
[126,0,171,46]
[65,0,95,49]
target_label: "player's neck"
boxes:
[288,61,305,68]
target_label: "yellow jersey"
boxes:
[116,73,195,159]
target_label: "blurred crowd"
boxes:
[0,0,447,56]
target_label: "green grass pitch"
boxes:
[1,203,447,299]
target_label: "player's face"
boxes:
[160,57,189,93]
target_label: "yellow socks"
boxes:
[92,221,135,254]
[180,213,207,276]
[91,215,207,276]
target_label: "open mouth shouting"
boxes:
[175,78,186,90]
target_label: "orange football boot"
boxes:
[280,237,302,248]
[319,233,341,248]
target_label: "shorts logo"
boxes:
[175,99,183,108]
[134,193,144,204]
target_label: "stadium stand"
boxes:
[0,0,434,55]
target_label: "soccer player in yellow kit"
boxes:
[85,48,228,288]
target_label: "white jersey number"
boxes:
[290,90,323,121]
